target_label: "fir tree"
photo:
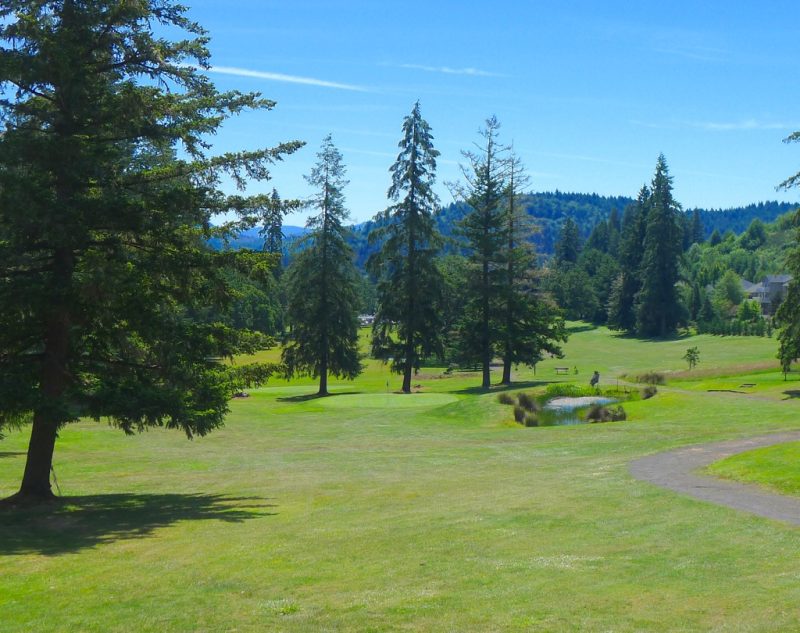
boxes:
[555,217,581,264]
[451,116,508,389]
[691,209,704,245]
[0,0,301,502]
[635,155,684,336]
[260,189,300,259]
[283,136,362,395]
[368,102,444,393]
[607,189,649,331]
[498,150,566,384]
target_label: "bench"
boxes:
[555,367,569,375]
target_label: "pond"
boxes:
[537,396,618,426]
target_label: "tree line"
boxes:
[279,111,567,395]
[4,0,800,504]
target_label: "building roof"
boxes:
[765,274,792,285]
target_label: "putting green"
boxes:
[318,392,459,410]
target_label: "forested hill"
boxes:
[693,202,798,238]
[212,193,797,264]
[349,193,797,264]
[432,192,634,255]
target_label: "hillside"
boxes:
[213,193,797,265]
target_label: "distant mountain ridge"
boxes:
[211,192,798,264]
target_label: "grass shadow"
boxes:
[0,451,25,459]
[612,330,691,342]
[566,323,597,334]
[0,493,275,556]
[453,380,549,395]
[277,391,362,402]
[783,390,800,399]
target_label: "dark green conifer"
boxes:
[453,116,508,389]
[0,0,301,502]
[498,151,566,384]
[555,217,581,264]
[368,102,444,393]
[283,136,362,395]
[635,155,684,336]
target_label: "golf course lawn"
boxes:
[2,325,800,632]
[707,442,800,497]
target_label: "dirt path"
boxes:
[629,432,800,526]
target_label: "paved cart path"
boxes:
[629,431,800,526]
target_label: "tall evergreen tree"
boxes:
[368,102,444,393]
[260,189,300,259]
[690,209,704,245]
[778,214,800,375]
[0,0,302,502]
[607,190,649,331]
[776,137,800,375]
[452,116,508,389]
[283,136,362,395]
[498,150,566,384]
[635,154,684,336]
[555,217,581,264]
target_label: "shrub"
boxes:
[523,413,539,427]
[642,385,658,399]
[497,393,515,406]
[586,404,626,423]
[635,372,665,385]
[517,392,538,412]
[513,406,525,423]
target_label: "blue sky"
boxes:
[185,0,800,225]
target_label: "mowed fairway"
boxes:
[2,326,800,632]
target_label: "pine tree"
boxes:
[283,136,362,396]
[452,116,508,389]
[368,102,444,393]
[636,155,684,337]
[0,1,301,502]
[498,150,566,384]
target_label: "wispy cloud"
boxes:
[204,65,370,92]
[651,45,728,63]
[395,63,504,77]
[689,119,798,132]
[632,118,799,132]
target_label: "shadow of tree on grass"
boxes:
[0,451,24,459]
[277,391,362,402]
[0,493,275,556]
[453,380,549,396]
[783,390,800,399]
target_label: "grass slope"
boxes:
[2,325,799,632]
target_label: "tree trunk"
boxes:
[501,359,512,385]
[482,259,491,390]
[402,357,413,394]
[318,356,328,396]
[15,412,59,501]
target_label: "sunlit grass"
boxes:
[2,323,800,631]
[707,442,800,496]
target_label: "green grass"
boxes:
[2,324,800,631]
[707,442,800,497]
